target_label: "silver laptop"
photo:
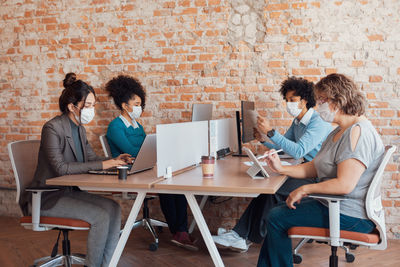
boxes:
[89,134,157,175]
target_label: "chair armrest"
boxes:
[26,187,60,193]
[28,188,59,231]
[309,193,348,202]
[309,193,347,246]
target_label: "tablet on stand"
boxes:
[243,147,270,179]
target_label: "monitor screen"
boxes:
[241,101,256,143]
[191,103,213,121]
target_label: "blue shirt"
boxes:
[106,115,146,158]
[262,108,332,162]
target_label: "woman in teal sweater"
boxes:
[105,75,198,251]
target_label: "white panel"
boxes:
[192,103,213,121]
[209,118,238,156]
[157,121,208,177]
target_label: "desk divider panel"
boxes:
[156,121,208,177]
[209,118,238,157]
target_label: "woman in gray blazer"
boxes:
[30,73,131,267]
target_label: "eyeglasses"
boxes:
[316,96,329,105]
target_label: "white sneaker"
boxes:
[217,227,228,235]
[212,230,249,252]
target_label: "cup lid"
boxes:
[117,166,129,169]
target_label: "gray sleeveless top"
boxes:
[313,120,384,219]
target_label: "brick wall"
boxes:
[1,0,399,238]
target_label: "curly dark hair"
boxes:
[105,75,146,110]
[279,77,316,109]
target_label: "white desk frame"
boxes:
[77,185,259,267]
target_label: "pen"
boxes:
[256,149,283,160]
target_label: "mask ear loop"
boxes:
[73,105,82,125]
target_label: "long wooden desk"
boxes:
[47,156,288,267]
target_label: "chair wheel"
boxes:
[345,253,355,263]
[157,226,163,233]
[293,254,303,264]
[149,242,158,251]
[349,244,358,250]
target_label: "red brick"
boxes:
[159,103,185,109]
[42,17,57,24]
[268,61,282,68]
[382,200,392,207]
[266,3,289,10]
[88,59,108,65]
[181,8,197,15]
[292,68,321,75]
[142,57,167,63]
[192,63,204,70]
[70,44,88,50]
[208,0,221,5]
[369,75,382,82]
[381,110,395,117]
[367,34,384,41]
[162,48,174,55]
[194,0,206,7]
[204,87,226,93]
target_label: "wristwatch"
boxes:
[267,129,275,138]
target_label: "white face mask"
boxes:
[127,106,142,120]
[318,102,336,123]
[75,107,95,125]
[286,102,303,118]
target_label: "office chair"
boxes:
[99,134,168,251]
[8,140,89,267]
[289,145,396,267]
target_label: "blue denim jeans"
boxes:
[257,199,375,267]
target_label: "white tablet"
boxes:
[243,147,270,179]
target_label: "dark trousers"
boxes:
[159,194,188,234]
[233,178,316,243]
[257,199,375,267]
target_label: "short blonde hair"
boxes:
[315,73,366,116]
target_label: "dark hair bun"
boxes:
[63,73,77,88]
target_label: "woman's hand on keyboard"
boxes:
[102,158,127,170]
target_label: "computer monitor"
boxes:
[233,100,256,157]
[241,101,256,143]
[191,103,213,121]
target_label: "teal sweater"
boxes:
[106,116,146,158]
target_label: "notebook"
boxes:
[89,134,157,175]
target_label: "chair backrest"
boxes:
[100,134,112,158]
[365,145,396,250]
[8,140,41,204]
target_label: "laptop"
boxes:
[89,134,157,175]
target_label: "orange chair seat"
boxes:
[20,216,90,228]
[288,227,379,244]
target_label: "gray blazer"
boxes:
[22,114,105,215]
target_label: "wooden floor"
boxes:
[0,216,399,267]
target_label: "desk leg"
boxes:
[188,195,208,234]
[185,193,224,267]
[109,191,146,267]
